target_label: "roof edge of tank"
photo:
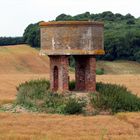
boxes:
[39,49,105,56]
[39,21,104,27]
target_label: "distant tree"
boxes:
[101,11,115,21]
[0,37,24,46]
[126,19,135,24]
[23,22,40,48]
[124,13,134,20]
[134,50,140,62]
[56,14,73,21]
[73,12,91,21]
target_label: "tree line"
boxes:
[0,11,140,62]
[0,37,24,46]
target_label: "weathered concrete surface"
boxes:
[40,21,104,55]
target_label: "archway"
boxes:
[76,64,86,91]
[53,66,59,91]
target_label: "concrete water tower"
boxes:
[40,21,104,92]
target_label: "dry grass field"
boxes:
[0,74,139,140]
[0,45,49,74]
[0,112,139,140]
[0,45,140,140]
[97,60,140,74]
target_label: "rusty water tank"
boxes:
[40,21,104,55]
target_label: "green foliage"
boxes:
[16,79,86,114]
[96,68,104,75]
[90,82,140,113]
[69,80,75,91]
[69,56,75,68]
[23,22,40,48]
[64,97,86,114]
[73,12,91,21]
[0,37,24,46]
[56,14,73,21]
[41,92,66,113]
[134,50,140,62]
[16,79,50,108]
[126,19,135,25]
[16,79,140,115]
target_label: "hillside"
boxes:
[0,44,49,74]
[0,45,140,74]
[97,60,140,74]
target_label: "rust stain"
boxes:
[41,49,105,55]
[39,21,104,27]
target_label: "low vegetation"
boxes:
[16,79,140,115]
[16,79,86,114]
[90,82,140,113]
[96,68,104,75]
[69,80,76,91]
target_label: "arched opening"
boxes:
[77,64,86,90]
[53,66,59,91]
[74,56,87,91]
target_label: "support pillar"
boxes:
[74,55,96,92]
[49,55,69,92]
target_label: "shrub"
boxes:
[90,82,140,113]
[64,97,86,114]
[96,68,104,75]
[69,80,76,91]
[16,79,50,108]
[40,92,66,113]
[16,79,86,114]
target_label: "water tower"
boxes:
[40,21,104,92]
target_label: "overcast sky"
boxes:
[0,0,139,37]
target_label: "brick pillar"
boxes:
[85,56,96,92]
[74,55,96,92]
[49,55,69,92]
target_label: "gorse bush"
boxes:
[90,82,140,113]
[16,79,86,114]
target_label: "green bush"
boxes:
[90,82,140,113]
[16,79,86,114]
[40,92,66,113]
[69,80,76,91]
[96,68,104,75]
[64,97,86,114]
[16,79,50,108]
